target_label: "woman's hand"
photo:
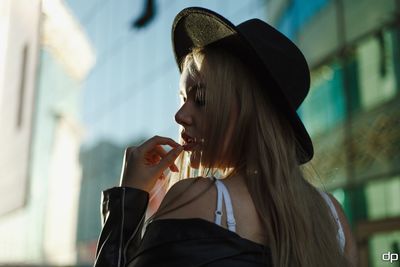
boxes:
[119,135,184,193]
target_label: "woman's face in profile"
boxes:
[175,62,239,170]
[175,64,206,169]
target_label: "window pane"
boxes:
[300,63,345,137]
[357,31,397,110]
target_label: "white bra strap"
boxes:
[214,179,223,226]
[214,179,236,232]
[220,182,236,232]
[319,190,346,253]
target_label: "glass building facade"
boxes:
[271,0,400,266]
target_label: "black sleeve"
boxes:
[94,187,149,267]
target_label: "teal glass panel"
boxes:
[344,186,368,228]
[277,0,330,39]
[365,176,400,220]
[357,30,397,110]
[299,63,345,137]
[342,55,361,114]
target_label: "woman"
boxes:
[94,7,358,267]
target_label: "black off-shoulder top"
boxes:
[131,217,272,266]
[94,187,273,267]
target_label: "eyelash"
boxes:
[182,86,205,106]
[194,86,205,106]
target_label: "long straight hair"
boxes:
[162,47,350,266]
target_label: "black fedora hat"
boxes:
[172,7,313,164]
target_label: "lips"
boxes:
[181,132,201,151]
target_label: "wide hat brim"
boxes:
[172,7,314,164]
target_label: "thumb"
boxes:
[158,146,184,171]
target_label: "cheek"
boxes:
[192,110,206,131]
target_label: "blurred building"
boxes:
[0,0,43,263]
[0,0,94,265]
[265,0,400,266]
[0,0,40,218]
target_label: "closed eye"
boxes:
[194,86,205,106]
[188,84,205,106]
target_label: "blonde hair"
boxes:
[163,47,350,266]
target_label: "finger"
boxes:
[146,147,167,165]
[153,146,179,172]
[144,149,178,171]
[157,146,184,172]
[139,136,180,154]
[144,152,162,165]
[153,145,167,157]
[169,164,179,172]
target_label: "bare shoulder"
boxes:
[154,177,215,220]
[163,176,214,204]
[327,193,359,266]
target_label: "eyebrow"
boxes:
[179,83,205,98]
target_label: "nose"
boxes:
[175,104,193,126]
